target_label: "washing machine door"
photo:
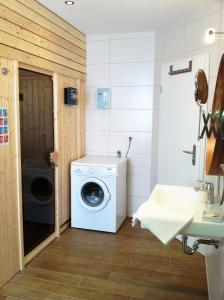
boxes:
[80,178,110,211]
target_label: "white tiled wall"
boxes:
[151,6,223,189]
[86,32,155,216]
[153,3,224,300]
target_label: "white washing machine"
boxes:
[71,156,127,233]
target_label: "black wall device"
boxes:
[64,87,78,105]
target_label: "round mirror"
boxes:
[206,54,224,175]
[194,69,208,105]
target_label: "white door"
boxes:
[157,54,209,186]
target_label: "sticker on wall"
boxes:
[0,108,9,146]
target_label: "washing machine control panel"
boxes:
[88,167,117,177]
[72,166,117,177]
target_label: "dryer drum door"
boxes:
[80,178,110,212]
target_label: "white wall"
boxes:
[152,5,222,189]
[153,2,224,300]
[86,32,155,216]
[85,2,224,299]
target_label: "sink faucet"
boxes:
[194,180,214,204]
[205,182,214,204]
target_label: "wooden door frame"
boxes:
[17,63,60,267]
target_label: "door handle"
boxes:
[50,151,59,167]
[183,144,196,166]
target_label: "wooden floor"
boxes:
[0,219,208,300]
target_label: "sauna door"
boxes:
[19,69,55,255]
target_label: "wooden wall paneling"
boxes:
[0,0,87,79]
[78,79,86,157]
[0,44,86,80]
[0,57,21,286]
[14,62,24,271]
[56,74,85,225]
[0,18,85,66]
[0,0,86,50]
[0,0,86,286]
[0,31,86,73]
[18,0,85,43]
[53,73,61,236]
[0,4,86,59]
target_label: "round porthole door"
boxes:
[80,178,110,211]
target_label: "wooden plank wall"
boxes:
[0,0,86,79]
[0,58,21,287]
[55,74,85,225]
[19,74,54,161]
[0,0,86,286]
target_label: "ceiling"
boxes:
[37,0,219,35]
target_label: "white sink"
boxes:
[181,203,224,239]
[150,184,206,214]
[133,184,224,244]
[153,184,224,239]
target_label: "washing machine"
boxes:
[71,156,127,233]
[22,160,55,224]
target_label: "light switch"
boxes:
[97,88,110,109]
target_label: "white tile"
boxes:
[86,131,110,153]
[127,154,151,177]
[87,34,110,41]
[87,64,109,87]
[110,32,155,40]
[110,62,154,86]
[85,150,112,156]
[209,42,223,78]
[86,110,110,131]
[86,87,97,109]
[127,196,147,217]
[110,38,155,63]
[152,85,161,110]
[203,11,220,35]
[87,40,110,64]
[110,110,153,132]
[164,27,186,58]
[110,131,152,155]
[185,18,206,52]
[155,34,165,61]
[154,61,162,86]
[111,86,153,110]
[127,175,151,198]
[185,12,219,52]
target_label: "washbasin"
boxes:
[181,202,224,239]
[133,184,224,244]
[149,184,204,214]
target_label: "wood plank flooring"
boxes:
[0,219,208,299]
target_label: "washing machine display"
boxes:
[80,178,110,211]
